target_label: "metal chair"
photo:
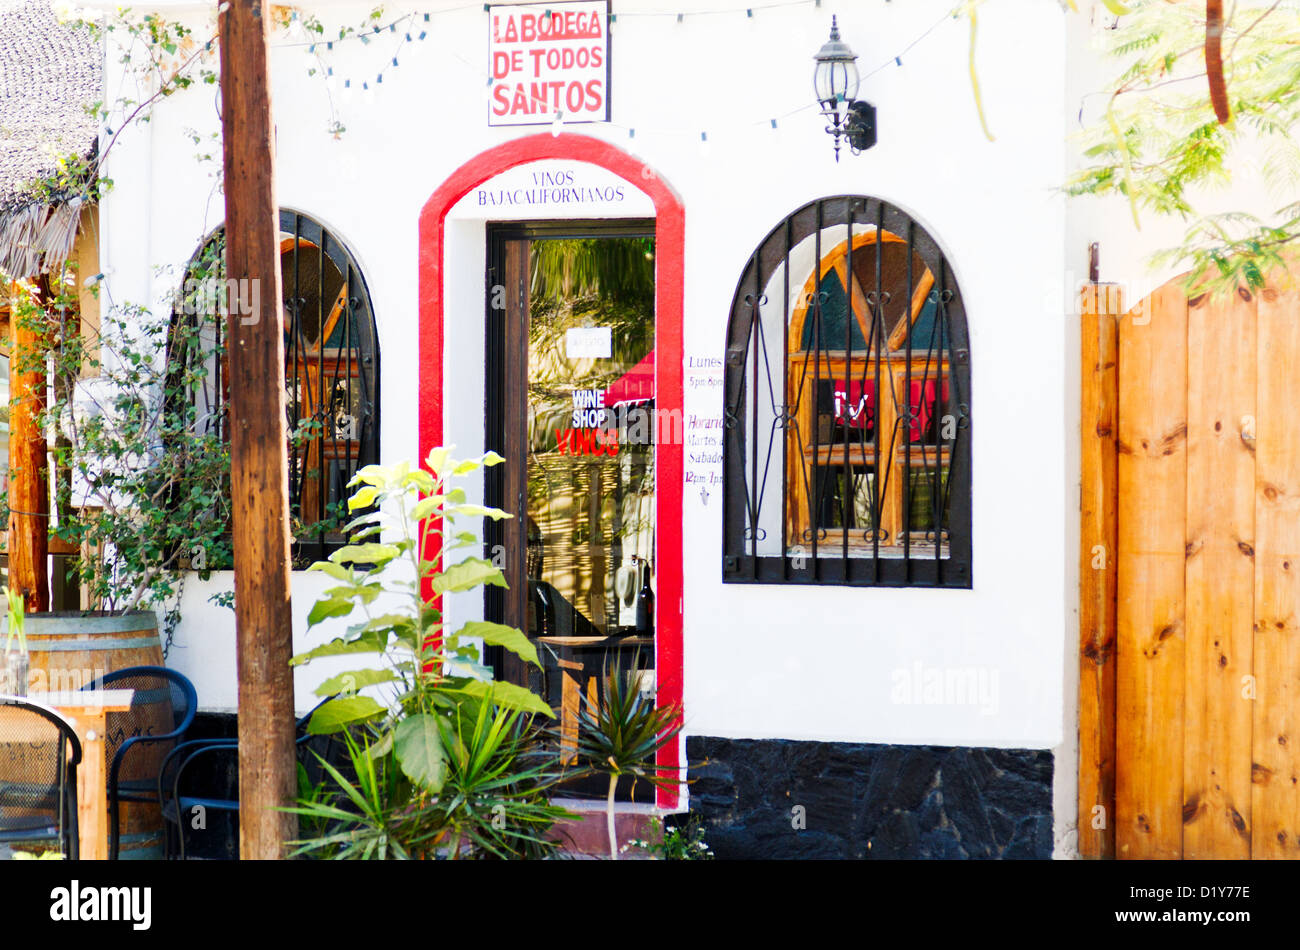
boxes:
[81,666,198,859]
[0,697,82,859]
[158,699,334,859]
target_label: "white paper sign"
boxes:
[489,1,610,126]
[566,326,612,359]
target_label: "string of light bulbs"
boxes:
[272,0,834,49]
[281,2,962,139]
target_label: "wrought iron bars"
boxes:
[722,196,970,587]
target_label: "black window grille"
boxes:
[172,209,380,565]
[722,196,971,587]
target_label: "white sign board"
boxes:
[448,160,656,220]
[488,1,610,126]
[565,326,612,359]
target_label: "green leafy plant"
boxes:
[288,728,429,860]
[18,265,234,641]
[3,587,26,656]
[574,657,684,860]
[622,814,714,860]
[287,447,575,858]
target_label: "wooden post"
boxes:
[1078,283,1120,859]
[7,280,49,612]
[219,0,296,859]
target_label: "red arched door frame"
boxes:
[418,134,685,809]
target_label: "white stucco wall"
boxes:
[96,0,1074,762]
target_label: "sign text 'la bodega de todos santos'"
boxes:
[489,1,610,126]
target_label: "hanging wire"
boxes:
[291,0,961,139]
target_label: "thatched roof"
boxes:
[0,0,100,278]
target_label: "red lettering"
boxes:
[511,84,530,114]
[575,430,595,456]
[494,9,601,42]
[590,45,603,68]
[595,428,619,457]
[531,81,549,112]
[492,50,512,79]
[555,428,570,455]
[584,80,603,112]
[492,84,511,116]
[566,81,585,112]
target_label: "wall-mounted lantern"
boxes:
[813,16,876,161]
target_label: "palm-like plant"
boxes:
[430,693,571,859]
[288,697,573,860]
[286,728,438,860]
[574,660,683,860]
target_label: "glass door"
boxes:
[485,223,657,796]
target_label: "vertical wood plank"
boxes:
[7,280,49,612]
[880,362,903,545]
[1116,282,1187,859]
[500,238,531,685]
[1079,283,1120,859]
[70,710,108,860]
[558,657,582,766]
[1252,284,1300,858]
[1182,288,1255,858]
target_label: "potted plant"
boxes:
[287,446,576,859]
[0,586,27,696]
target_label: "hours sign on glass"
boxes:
[488,1,611,126]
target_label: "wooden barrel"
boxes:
[23,611,168,859]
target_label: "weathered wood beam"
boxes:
[220,0,296,860]
[7,280,49,611]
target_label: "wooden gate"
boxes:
[1079,276,1300,859]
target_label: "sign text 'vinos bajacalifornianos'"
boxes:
[488,1,610,126]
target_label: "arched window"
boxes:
[722,196,970,587]
[172,210,380,564]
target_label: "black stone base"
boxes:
[685,736,1053,860]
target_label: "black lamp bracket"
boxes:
[846,99,877,154]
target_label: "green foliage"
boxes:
[622,814,715,860]
[1066,0,1300,295]
[575,658,683,792]
[3,587,25,655]
[530,237,655,306]
[288,448,575,859]
[17,263,234,631]
[573,656,684,859]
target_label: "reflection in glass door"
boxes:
[485,224,657,794]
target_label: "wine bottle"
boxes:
[635,560,654,636]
